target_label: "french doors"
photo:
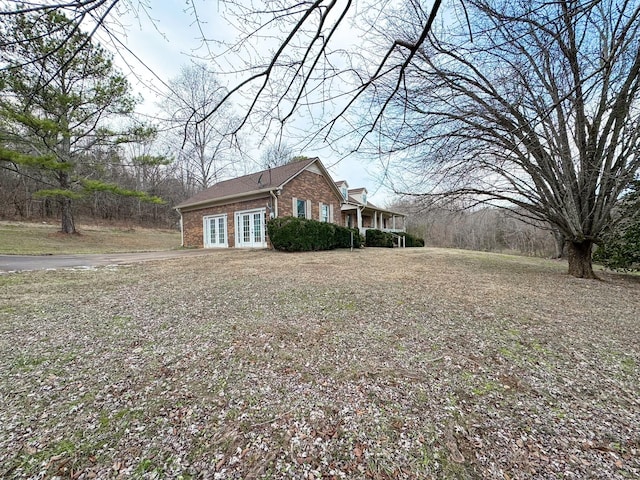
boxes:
[235,209,266,248]
[203,215,228,248]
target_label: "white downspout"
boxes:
[178,210,184,247]
[270,190,279,218]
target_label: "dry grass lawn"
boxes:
[0,248,638,479]
[0,221,180,254]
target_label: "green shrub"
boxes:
[365,229,425,248]
[333,224,362,249]
[593,180,640,271]
[267,217,361,251]
[399,232,426,247]
[594,222,640,271]
[365,229,394,247]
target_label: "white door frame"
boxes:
[203,214,228,248]
[234,208,267,248]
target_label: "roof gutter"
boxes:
[175,187,279,212]
[341,201,406,217]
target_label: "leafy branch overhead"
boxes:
[82,179,165,204]
[0,148,70,171]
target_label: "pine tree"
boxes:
[0,10,158,233]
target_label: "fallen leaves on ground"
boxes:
[0,248,638,479]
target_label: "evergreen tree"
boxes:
[594,181,640,271]
[0,10,158,233]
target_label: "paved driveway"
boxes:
[0,249,218,273]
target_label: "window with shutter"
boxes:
[295,198,306,218]
[320,203,329,222]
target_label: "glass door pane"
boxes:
[253,213,261,243]
[218,217,225,244]
[209,219,216,244]
[243,214,250,243]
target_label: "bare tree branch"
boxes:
[376,0,640,277]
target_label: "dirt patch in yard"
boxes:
[0,248,638,479]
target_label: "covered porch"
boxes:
[341,204,406,236]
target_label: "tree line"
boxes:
[0,147,189,228]
[0,10,245,230]
[398,201,559,258]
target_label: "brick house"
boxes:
[175,157,405,248]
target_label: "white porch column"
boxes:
[373,211,377,229]
[357,207,363,232]
[392,215,396,230]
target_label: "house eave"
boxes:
[341,202,406,217]
[175,188,276,212]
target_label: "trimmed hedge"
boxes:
[267,216,361,252]
[366,229,394,247]
[365,229,425,248]
[401,232,426,247]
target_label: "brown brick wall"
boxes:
[181,196,270,248]
[278,170,343,221]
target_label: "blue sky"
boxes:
[104,0,397,205]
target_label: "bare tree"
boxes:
[259,142,294,169]
[163,63,242,190]
[377,0,640,278]
[193,0,443,143]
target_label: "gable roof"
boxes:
[175,157,338,210]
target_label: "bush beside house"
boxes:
[365,229,425,248]
[365,229,394,248]
[402,232,426,247]
[268,217,362,252]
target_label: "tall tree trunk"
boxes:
[552,229,566,259]
[567,240,596,279]
[58,170,76,234]
[60,196,76,234]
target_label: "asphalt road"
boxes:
[0,249,218,273]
